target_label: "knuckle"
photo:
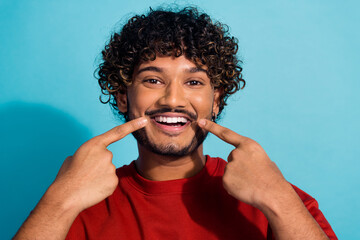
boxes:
[224,162,234,175]
[130,120,140,129]
[243,138,255,146]
[114,126,126,139]
[228,149,241,161]
[63,156,73,166]
[220,128,232,139]
[60,156,73,170]
[231,148,241,156]
[270,161,280,170]
[109,163,117,172]
[80,140,91,149]
[104,150,113,160]
[222,174,231,189]
[110,175,119,187]
[244,139,261,151]
[84,137,101,147]
[207,121,215,130]
[224,163,230,173]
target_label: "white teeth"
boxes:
[154,116,188,124]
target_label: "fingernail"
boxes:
[198,119,206,127]
[139,117,148,125]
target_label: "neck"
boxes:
[135,144,206,181]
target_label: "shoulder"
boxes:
[290,184,320,210]
[205,155,228,176]
[116,161,135,177]
[207,155,227,167]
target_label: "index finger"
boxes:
[98,117,148,146]
[198,119,247,148]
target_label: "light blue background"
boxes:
[0,0,359,239]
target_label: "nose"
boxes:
[158,81,187,108]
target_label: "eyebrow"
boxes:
[136,66,207,75]
[137,66,163,75]
[188,67,207,73]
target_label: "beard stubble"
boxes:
[128,109,210,157]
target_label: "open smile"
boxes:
[150,114,192,134]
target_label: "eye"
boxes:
[142,78,164,88]
[186,80,203,86]
[144,79,162,84]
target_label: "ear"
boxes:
[212,87,223,116]
[116,91,128,113]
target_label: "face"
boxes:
[117,55,220,157]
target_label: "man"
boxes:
[14,7,337,240]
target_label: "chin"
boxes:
[132,127,208,157]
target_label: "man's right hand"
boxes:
[13,117,148,240]
[50,116,148,212]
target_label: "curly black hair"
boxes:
[97,6,245,121]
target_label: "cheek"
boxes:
[189,92,214,114]
[128,89,157,115]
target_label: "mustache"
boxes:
[145,108,197,121]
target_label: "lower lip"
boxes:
[151,119,191,134]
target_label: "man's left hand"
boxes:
[198,119,291,208]
[198,119,330,240]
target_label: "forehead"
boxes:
[134,55,208,75]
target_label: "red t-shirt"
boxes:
[66,156,337,239]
